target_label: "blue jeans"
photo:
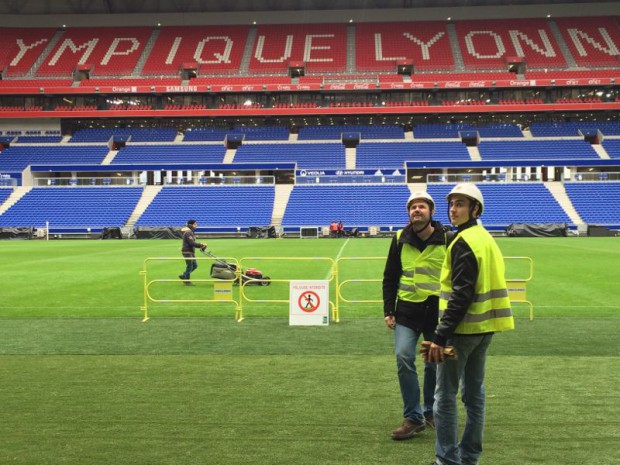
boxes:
[182,252,197,279]
[434,333,493,465]
[394,323,437,424]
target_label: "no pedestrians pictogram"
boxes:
[298,291,320,313]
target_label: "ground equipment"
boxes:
[202,250,271,286]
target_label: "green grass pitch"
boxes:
[0,237,619,464]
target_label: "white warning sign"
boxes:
[289,280,329,326]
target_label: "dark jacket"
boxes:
[383,220,451,333]
[181,226,205,254]
[432,218,483,346]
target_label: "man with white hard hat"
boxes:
[424,183,514,465]
[383,190,453,440]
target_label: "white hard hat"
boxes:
[407,191,435,211]
[447,183,484,215]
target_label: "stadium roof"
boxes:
[1,0,615,15]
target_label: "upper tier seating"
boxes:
[298,125,405,140]
[554,17,620,68]
[427,183,572,228]
[70,128,177,143]
[356,141,471,169]
[183,128,230,141]
[233,143,345,169]
[111,144,226,164]
[526,70,620,80]
[14,135,63,143]
[414,123,523,138]
[355,21,454,71]
[36,27,152,77]
[529,121,620,137]
[249,24,347,74]
[455,19,566,70]
[282,184,411,229]
[478,140,600,160]
[0,188,13,204]
[0,79,73,87]
[564,182,620,226]
[183,126,290,142]
[141,26,249,76]
[601,139,620,159]
[0,146,109,173]
[134,185,274,228]
[80,77,181,86]
[0,187,143,229]
[0,28,57,77]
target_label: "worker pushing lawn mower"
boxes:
[202,249,271,286]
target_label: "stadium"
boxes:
[0,1,619,464]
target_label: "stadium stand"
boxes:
[355,21,454,72]
[36,27,152,77]
[134,186,274,230]
[0,146,109,173]
[69,128,177,143]
[141,26,249,76]
[564,182,620,227]
[248,24,347,74]
[0,188,13,204]
[281,184,411,230]
[427,183,572,229]
[298,125,404,140]
[233,143,346,169]
[356,141,471,169]
[529,121,620,137]
[478,140,601,161]
[554,17,620,68]
[600,140,620,159]
[0,28,58,77]
[111,144,227,164]
[454,19,566,70]
[0,187,143,230]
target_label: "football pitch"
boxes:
[0,237,619,465]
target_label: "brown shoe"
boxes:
[391,419,425,440]
[424,415,435,429]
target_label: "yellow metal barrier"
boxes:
[504,256,534,320]
[336,257,385,319]
[140,256,241,322]
[239,257,338,322]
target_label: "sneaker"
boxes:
[179,275,195,286]
[390,419,425,440]
[424,415,435,429]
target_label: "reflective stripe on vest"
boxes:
[439,225,515,334]
[396,229,445,303]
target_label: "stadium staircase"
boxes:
[0,187,32,215]
[271,184,294,230]
[26,30,64,78]
[346,24,356,73]
[125,185,163,230]
[446,22,465,71]
[345,147,356,169]
[222,148,237,163]
[592,144,611,159]
[467,146,482,161]
[133,28,161,76]
[239,27,257,75]
[548,19,578,68]
[101,149,119,165]
[544,181,583,225]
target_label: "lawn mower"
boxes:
[202,249,271,286]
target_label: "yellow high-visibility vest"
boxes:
[396,229,446,303]
[439,225,515,334]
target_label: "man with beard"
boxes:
[383,191,452,440]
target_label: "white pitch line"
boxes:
[326,238,350,280]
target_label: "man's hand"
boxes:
[427,343,445,364]
[200,244,207,251]
[384,315,396,330]
[420,340,457,363]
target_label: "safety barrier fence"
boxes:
[140,255,533,322]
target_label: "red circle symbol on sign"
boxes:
[298,291,320,313]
